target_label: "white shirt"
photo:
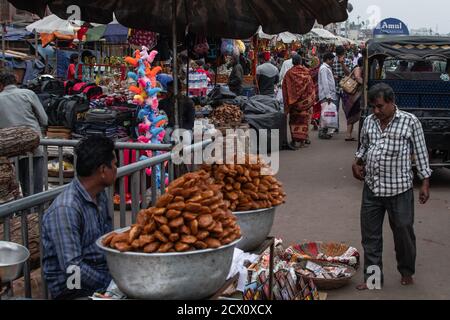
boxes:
[318,63,337,102]
[279,59,293,85]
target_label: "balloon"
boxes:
[125,57,138,67]
[148,50,158,63]
[137,135,150,144]
[127,72,138,81]
[133,95,144,105]
[129,85,142,95]
[146,87,162,97]
[138,123,150,134]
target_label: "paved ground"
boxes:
[271,115,450,300]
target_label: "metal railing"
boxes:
[0,139,211,299]
[8,139,173,197]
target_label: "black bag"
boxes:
[57,95,90,129]
[85,109,117,124]
[27,76,65,95]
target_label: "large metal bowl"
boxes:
[96,229,240,300]
[234,207,276,252]
[0,241,30,284]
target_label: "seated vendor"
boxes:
[159,79,195,131]
[42,136,117,300]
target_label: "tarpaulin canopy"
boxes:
[9,0,349,39]
[25,14,84,35]
[257,27,301,44]
[307,28,339,41]
[0,26,33,41]
[367,36,450,60]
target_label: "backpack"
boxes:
[85,108,117,124]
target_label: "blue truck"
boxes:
[362,36,450,167]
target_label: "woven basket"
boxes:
[294,261,356,290]
[289,241,360,270]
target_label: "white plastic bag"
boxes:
[275,87,284,104]
[320,102,338,129]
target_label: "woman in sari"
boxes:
[342,57,364,141]
[282,54,317,149]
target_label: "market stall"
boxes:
[6,0,351,301]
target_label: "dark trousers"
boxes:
[361,184,416,281]
[18,156,44,197]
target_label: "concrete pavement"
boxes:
[271,123,450,300]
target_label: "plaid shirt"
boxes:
[332,57,353,94]
[42,178,112,299]
[356,108,432,197]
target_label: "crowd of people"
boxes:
[226,44,365,150]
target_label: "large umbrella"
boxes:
[9,1,349,39]
[9,0,349,128]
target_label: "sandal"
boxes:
[345,138,357,142]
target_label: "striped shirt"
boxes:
[356,108,432,197]
[42,178,112,299]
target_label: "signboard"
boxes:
[373,18,409,37]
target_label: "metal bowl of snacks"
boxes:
[97,228,241,300]
[234,206,276,252]
[0,241,30,284]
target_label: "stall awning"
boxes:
[9,0,349,39]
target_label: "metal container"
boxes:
[234,207,276,252]
[0,241,30,284]
[96,229,240,300]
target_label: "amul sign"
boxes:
[374,18,409,37]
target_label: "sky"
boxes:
[347,0,450,34]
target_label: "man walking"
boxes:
[332,46,352,132]
[318,53,337,139]
[353,83,432,290]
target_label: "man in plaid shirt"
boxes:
[42,136,117,299]
[353,83,432,290]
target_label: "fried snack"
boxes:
[202,158,286,211]
[156,194,174,208]
[180,235,197,244]
[105,169,242,253]
[169,217,184,229]
[159,225,172,236]
[158,242,174,253]
[175,242,190,252]
[205,238,221,249]
[166,209,182,219]
[102,233,117,247]
[115,242,132,252]
[189,220,199,235]
[129,225,142,243]
[143,242,160,253]
[198,214,214,229]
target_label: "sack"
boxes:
[320,102,338,129]
[340,69,359,95]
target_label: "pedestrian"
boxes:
[42,136,117,299]
[159,79,195,131]
[353,83,432,290]
[318,53,337,139]
[0,71,48,196]
[256,52,280,97]
[332,45,353,132]
[67,53,81,80]
[282,54,316,149]
[227,55,244,96]
[279,51,297,85]
[342,57,364,141]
